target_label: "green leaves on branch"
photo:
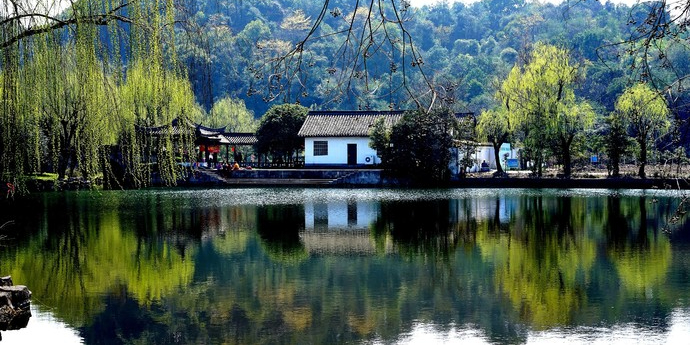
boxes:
[372,108,458,184]
[613,82,670,178]
[497,42,593,177]
[255,104,308,163]
[0,0,199,189]
[208,97,257,132]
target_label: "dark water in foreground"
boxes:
[1,188,690,344]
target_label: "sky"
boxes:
[408,0,641,7]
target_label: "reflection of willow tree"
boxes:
[256,205,308,264]
[7,191,689,344]
[0,193,195,326]
[477,195,597,329]
[607,196,672,296]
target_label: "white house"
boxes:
[459,142,518,173]
[298,110,404,166]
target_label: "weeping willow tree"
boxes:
[118,60,201,188]
[115,0,201,188]
[30,25,116,181]
[0,0,200,190]
[497,42,592,177]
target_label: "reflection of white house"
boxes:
[298,111,404,166]
[301,200,394,255]
[304,200,378,230]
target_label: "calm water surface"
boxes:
[1,188,690,344]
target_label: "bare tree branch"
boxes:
[0,1,135,49]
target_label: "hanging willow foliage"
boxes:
[119,60,201,187]
[114,0,201,188]
[0,0,200,191]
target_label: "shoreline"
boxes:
[20,168,690,191]
[445,177,689,190]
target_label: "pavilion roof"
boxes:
[136,119,256,146]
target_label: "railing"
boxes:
[251,158,305,169]
[191,158,306,170]
[252,162,304,169]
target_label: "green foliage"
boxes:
[0,0,198,190]
[477,108,511,173]
[0,0,687,187]
[368,117,390,163]
[604,113,632,177]
[385,108,457,183]
[119,60,201,187]
[255,103,308,162]
[208,96,258,132]
[614,83,671,178]
[453,39,481,56]
[498,42,592,177]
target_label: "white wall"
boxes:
[460,143,517,172]
[304,137,380,165]
[304,201,379,230]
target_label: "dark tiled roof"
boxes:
[136,120,256,145]
[298,110,406,137]
[223,133,258,145]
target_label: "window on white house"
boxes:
[314,140,328,156]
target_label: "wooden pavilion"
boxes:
[135,119,257,166]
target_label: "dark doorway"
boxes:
[347,144,357,165]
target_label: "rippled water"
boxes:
[1,187,689,344]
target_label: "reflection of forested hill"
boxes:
[177,0,647,115]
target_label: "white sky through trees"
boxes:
[408,0,641,7]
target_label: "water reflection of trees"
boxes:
[2,191,690,344]
[256,204,308,264]
[475,193,679,329]
[0,192,196,326]
[476,195,597,329]
[605,196,672,297]
[373,199,465,259]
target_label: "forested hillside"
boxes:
[174,0,674,115]
[1,0,688,187]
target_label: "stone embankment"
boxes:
[0,276,31,340]
[191,168,690,189]
[191,168,389,187]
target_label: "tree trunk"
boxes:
[57,149,69,179]
[561,136,573,178]
[562,145,571,178]
[611,154,620,177]
[492,141,504,174]
[639,139,647,178]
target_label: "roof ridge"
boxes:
[307,110,407,115]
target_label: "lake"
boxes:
[1,188,690,344]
